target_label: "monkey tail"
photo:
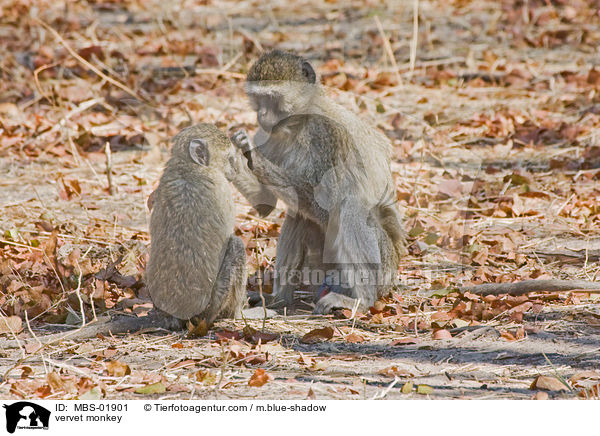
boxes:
[0,311,184,349]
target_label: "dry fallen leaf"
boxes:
[301,326,334,344]
[187,319,209,338]
[530,375,568,391]
[0,316,23,335]
[105,360,131,377]
[390,337,421,346]
[432,329,453,340]
[135,382,166,395]
[248,369,272,387]
[308,360,330,372]
[416,384,434,395]
[345,333,365,343]
[378,366,414,378]
[401,381,413,394]
[570,371,600,387]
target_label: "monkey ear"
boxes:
[301,61,316,83]
[189,139,209,166]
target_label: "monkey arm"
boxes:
[230,132,325,223]
[248,150,332,223]
[228,150,277,217]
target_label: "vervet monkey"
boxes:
[147,123,246,328]
[231,50,407,314]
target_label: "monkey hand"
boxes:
[231,129,255,170]
[231,129,254,154]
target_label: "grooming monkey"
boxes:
[231,50,407,314]
[230,50,600,312]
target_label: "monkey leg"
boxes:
[204,235,247,325]
[314,197,399,315]
[272,214,313,308]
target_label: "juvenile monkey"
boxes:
[231,50,407,314]
[9,124,247,344]
[146,123,246,328]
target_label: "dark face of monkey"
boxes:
[245,50,318,131]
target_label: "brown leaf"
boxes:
[345,333,365,343]
[195,370,217,385]
[214,329,242,342]
[378,366,414,378]
[432,329,453,340]
[390,337,421,346]
[431,311,451,321]
[531,375,567,391]
[103,347,118,359]
[245,329,279,344]
[438,179,463,198]
[588,67,600,87]
[500,331,516,341]
[509,311,524,323]
[59,178,82,200]
[105,360,131,377]
[578,384,600,398]
[301,326,334,344]
[570,371,600,387]
[46,371,74,394]
[308,360,330,372]
[24,343,41,354]
[20,366,33,379]
[94,256,138,288]
[0,315,23,335]
[248,369,272,387]
[186,319,209,338]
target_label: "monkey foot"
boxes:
[313,292,360,315]
[240,307,277,320]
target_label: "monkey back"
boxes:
[146,143,235,320]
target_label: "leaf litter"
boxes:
[0,0,599,399]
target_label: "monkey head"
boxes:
[245,50,318,131]
[171,123,237,179]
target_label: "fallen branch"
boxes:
[462,279,600,296]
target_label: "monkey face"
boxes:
[248,92,287,131]
[246,83,318,132]
[245,51,321,132]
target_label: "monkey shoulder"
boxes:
[152,170,233,236]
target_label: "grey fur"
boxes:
[147,123,246,325]
[231,51,407,314]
